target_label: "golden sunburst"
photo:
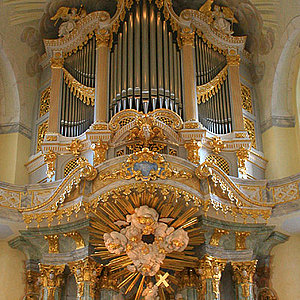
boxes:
[90,186,205,299]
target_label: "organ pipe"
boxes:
[108,1,183,117]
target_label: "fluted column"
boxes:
[231,260,257,300]
[198,255,227,300]
[48,52,64,133]
[180,28,198,121]
[69,257,102,300]
[227,54,244,131]
[95,30,112,123]
[39,263,65,300]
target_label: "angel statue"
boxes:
[211,5,238,35]
[50,5,87,37]
[142,281,159,300]
[199,1,238,35]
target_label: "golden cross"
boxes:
[156,272,170,287]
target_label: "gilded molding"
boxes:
[44,234,59,253]
[184,139,202,164]
[64,231,85,249]
[179,27,195,46]
[231,260,257,298]
[209,228,229,246]
[235,231,250,250]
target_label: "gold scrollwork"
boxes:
[44,150,57,180]
[67,139,84,157]
[91,139,108,166]
[209,136,226,154]
[243,117,256,149]
[241,84,253,114]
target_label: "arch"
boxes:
[271,16,300,120]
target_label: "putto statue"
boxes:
[199,0,238,35]
[142,281,159,300]
[51,5,87,37]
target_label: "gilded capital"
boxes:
[25,270,40,299]
[39,264,65,300]
[179,27,195,46]
[209,228,229,247]
[44,234,59,253]
[198,255,227,298]
[184,139,201,164]
[64,231,85,249]
[235,231,250,250]
[231,260,257,298]
[50,57,64,69]
[69,257,102,298]
[96,29,112,48]
[226,55,240,66]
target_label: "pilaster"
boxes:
[231,260,257,300]
[227,54,244,131]
[95,29,112,123]
[180,28,198,121]
[198,255,227,300]
[48,52,64,133]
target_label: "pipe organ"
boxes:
[195,34,232,134]
[109,0,183,118]
[60,35,96,137]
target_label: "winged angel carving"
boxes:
[50,5,87,37]
[200,0,238,35]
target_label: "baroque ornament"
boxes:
[91,188,204,298]
[103,205,189,277]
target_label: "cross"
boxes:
[156,272,170,287]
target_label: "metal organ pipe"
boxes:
[108,1,183,118]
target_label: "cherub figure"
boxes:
[142,282,159,300]
[51,5,87,37]
[211,5,238,35]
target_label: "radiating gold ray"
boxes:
[117,272,138,289]
[160,202,174,218]
[113,200,129,215]
[135,275,145,300]
[110,268,129,280]
[129,193,139,207]
[120,196,135,214]
[125,272,141,294]
[180,217,198,229]
[170,202,185,219]
[166,253,198,261]
[110,260,133,271]
[98,205,121,222]
[91,211,120,231]
[171,207,199,228]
